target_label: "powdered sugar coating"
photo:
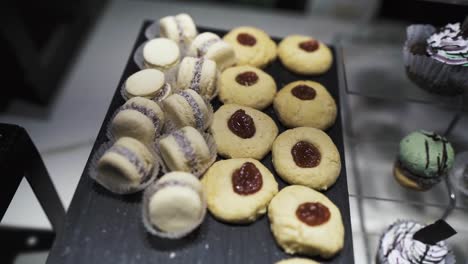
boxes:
[171,129,198,169]
[197,38,220,57]
[120,102,162,136]
[177,91,205,130]
[108,145,152,181]
[189,58,205,93]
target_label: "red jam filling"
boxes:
[232,162,263,195]
[296,202,330,226]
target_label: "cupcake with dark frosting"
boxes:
[404,18,468,96]
[377,220,456,264]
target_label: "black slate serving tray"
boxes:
[47,22,354,264]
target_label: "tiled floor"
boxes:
[1,0,467,263]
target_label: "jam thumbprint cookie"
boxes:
[273,81,337,130]
[202,158,278,223]
[223,26,277,68]
[278,35,333,75]
[268,185,344,258]
[272,127,341,191]
[219,65,277,110]
[210,104,278,160]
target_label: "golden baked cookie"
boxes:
[273,80,337,130]
[219,65,277,110]
[278,35,332,75]
[268,185,344,259]
[272,127,341,190]
[223,26,277,68]
[202,158,278,223]
[276,258,319,264]
[210,104,278,160]
[393,163,425,191]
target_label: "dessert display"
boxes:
[210,104,278,160]
[110,97,165,145]
[276,259,320,264]
[278,35,333,75]
[123,68,171,101]
[394,130,455,191]
[87,15,353,263]
[162,89,213,131]
[218,65,277,110]
[272,127,341,191]
[158,126,216,177]
[176,57,219,100]
[94,137,158,194]
[142,171,206,238]
[143,38,180,71]
[273,80,337,130]
[202,158,278,223]
[187,32,237,70]
[223,26,277,68]
[376,220,456,264]
[159,13,198,49]
[268,185,345,259]
[403,19,468,96]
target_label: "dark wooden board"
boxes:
[47,22,354,264]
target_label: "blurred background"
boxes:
[1,0,468,263]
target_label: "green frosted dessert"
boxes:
[400,131,455,177]
[395,130,455,190]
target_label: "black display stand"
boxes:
[0,123,65,263]
[46,22,354,264]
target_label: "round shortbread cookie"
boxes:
[272,127,341,191]
[202,158,278,223]
[278,35,333,75]
[219,65,277,110]
[125,69,167,99]
[210,104,278,160]
[223,26,277,68]
[393,163,425,191]
[268,185,344,259]
[111,97,165,144]
[273,80,336,130]
[143,38,180,71]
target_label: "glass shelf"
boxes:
[340,49,468,262]
[349,196,468,264]
[337,27,468,112]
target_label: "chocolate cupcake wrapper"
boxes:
[403,25,468,96]
[141,179,207,239]
[156,131,217,178]
[105,101,165,143]
[120,82,173,103]
[161,94,214,133]
[144,22,191,57]
[89,140,161,194]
